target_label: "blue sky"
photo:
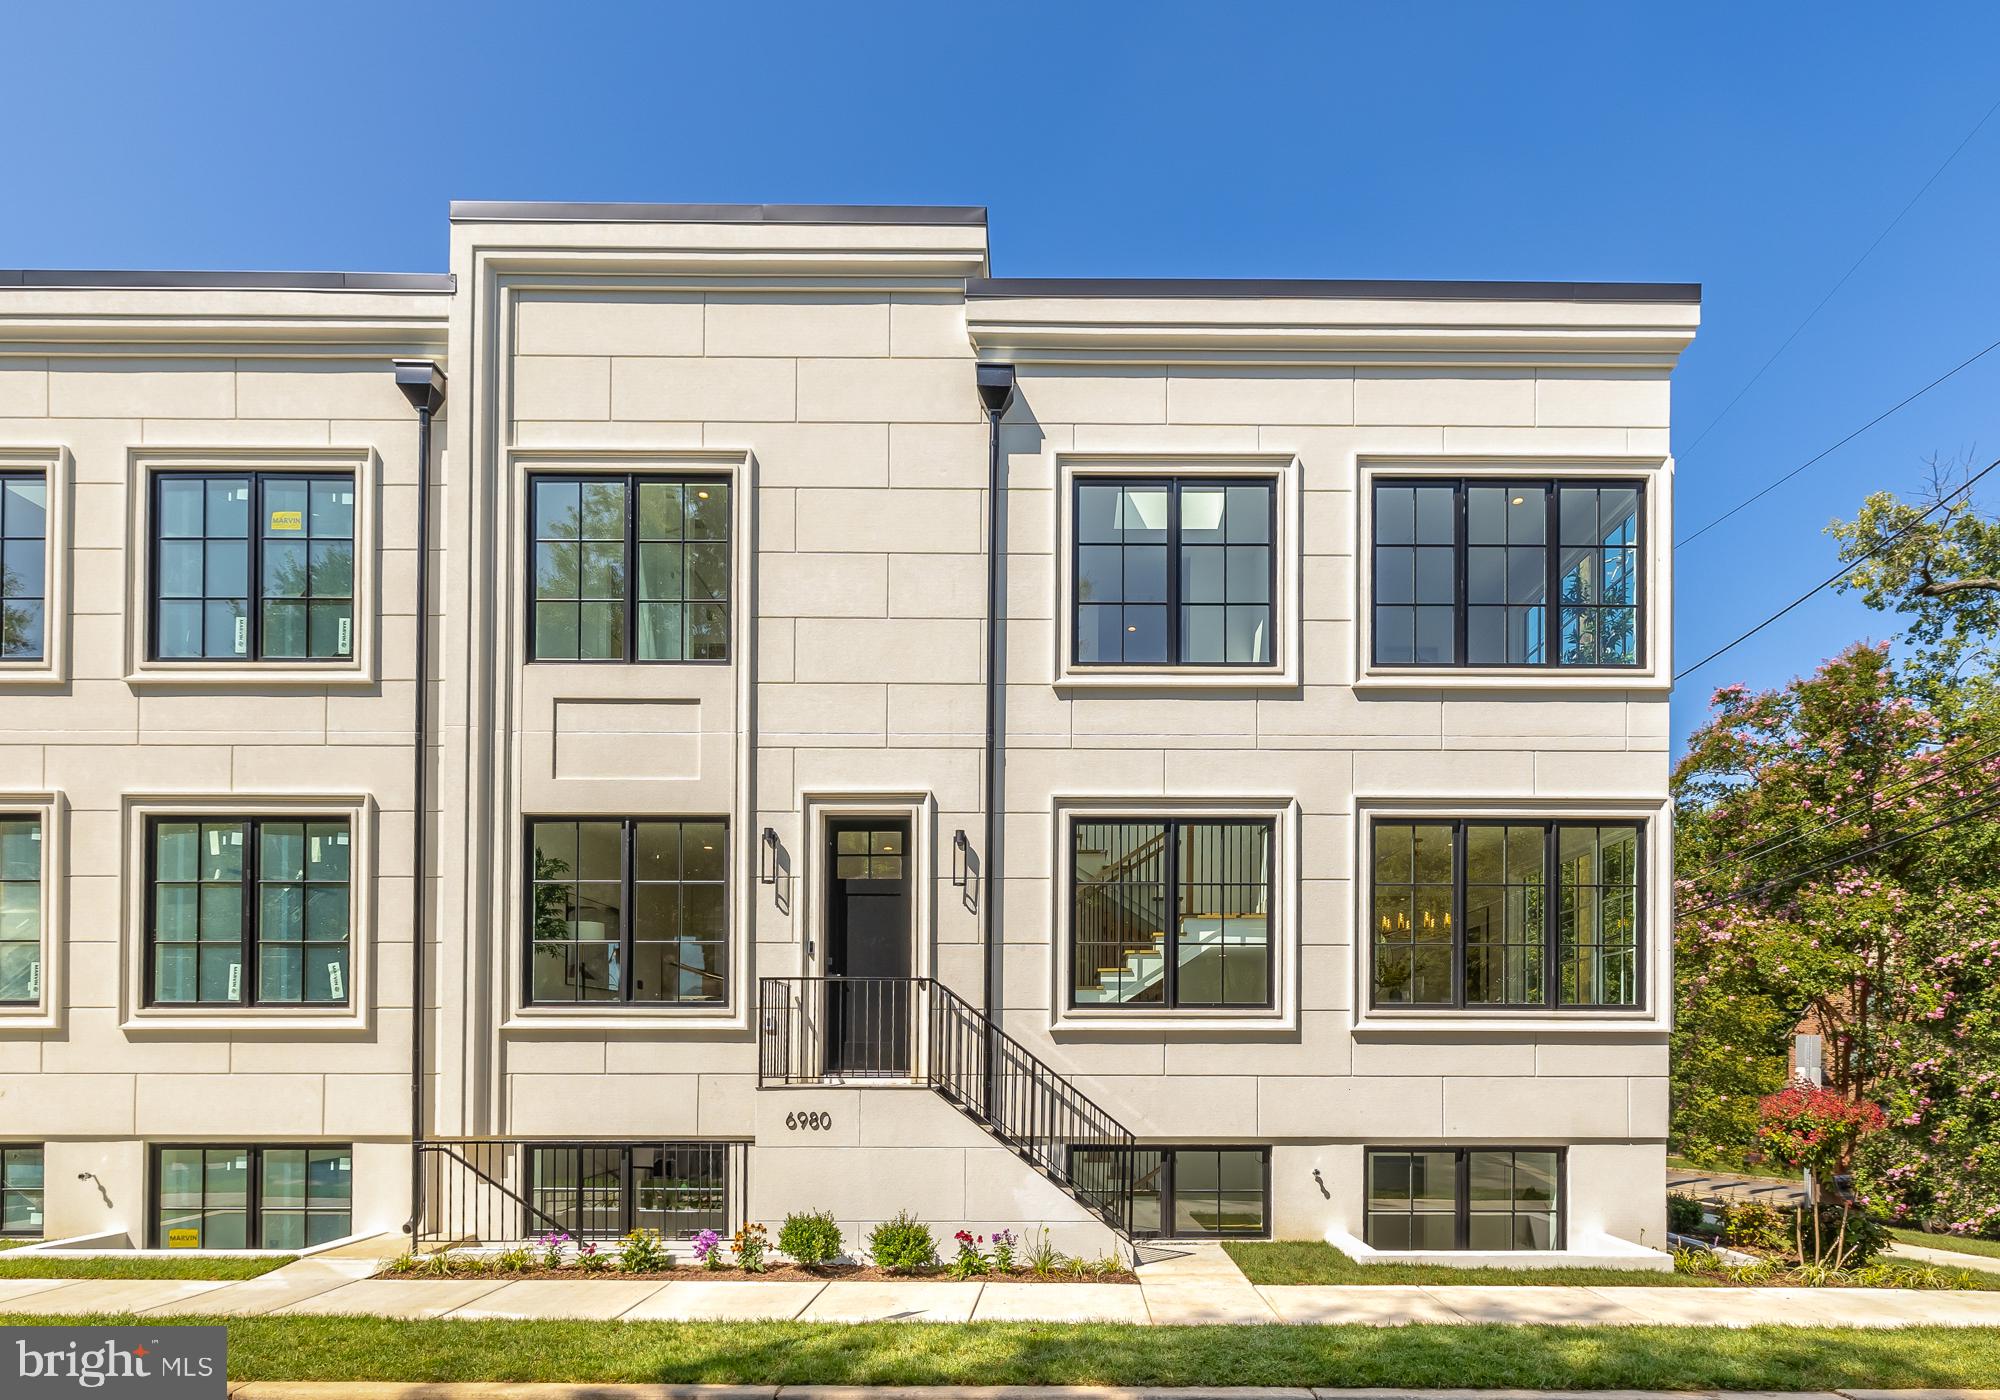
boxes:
[9,1,1998,750]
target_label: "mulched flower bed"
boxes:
[389,1262,1137,1284]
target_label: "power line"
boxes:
[1678,732,2000,880]
[1675,337,2000,548]
[1675,789,2000,920]
[1676,93,2000,463]
[1674,454,2000,683]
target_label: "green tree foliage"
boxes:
[1828,456,2000,708]
[1672,644,2000,1236]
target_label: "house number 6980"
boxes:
[785,1111,832,1131]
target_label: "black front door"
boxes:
[824,818,913,1077]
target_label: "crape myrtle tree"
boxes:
[1671,642,2000,1235]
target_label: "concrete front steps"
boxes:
[746,1079,1124,1261]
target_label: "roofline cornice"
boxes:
[451,201,987,226]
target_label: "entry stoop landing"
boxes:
[748,1081,1122,1260]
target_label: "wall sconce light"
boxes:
[951,829,970,887]
[760,827,780,886]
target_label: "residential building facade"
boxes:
[0,206,1696,1264]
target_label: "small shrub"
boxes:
[868,1211,940,1273]
[1667,1192,1707,1235]
[1088,1253,1122,1277]
[538,1230,572,1271]
[732,1222,770,1273]
[575,1240,610,1273]
[494,1244,535,1273]
[1024,1227,1062,1278]
[384,1252,421,1275]
[419,1247,471,1278]
[777,1210,843,1269]
[1722,1199,1789,1251]
[1809,1202,1890,1267]
[691,1228,725,1271]
[1672,1245,1723,1276]
[618,1229,671,1273]
[990,1228,1018,1274]
[947,1229,990,1279]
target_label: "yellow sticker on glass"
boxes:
[167,1227,201,1249]
[270,509,304,531]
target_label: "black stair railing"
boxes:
[757,975,1139,1240]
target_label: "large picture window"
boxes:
[152,1144,352,1249]
[1,472,48,661]
[1073,477,1275,666]
[1371,478,1642,667]
[152,472,356,661]
[1071,818,1272,1010]
[146,817,352,1007]
[526,1142,730,1240]
[1069,1145,1268,1239]
[528,475,730,662]
[0,816,41,1005]
[1,1144,41,1237]
[1370,820,1641,1010]
[528,818,728,1005]
[1365,1147,1562,1251]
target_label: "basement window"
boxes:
[1365,1147,1563,1251]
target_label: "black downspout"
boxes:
[974,363,1017,1118]
[393,359,446,1237]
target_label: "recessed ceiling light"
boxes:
[1127,625,1137,632]
[696,489,710,500]
[1510,496,1525,506]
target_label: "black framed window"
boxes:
[1365,1147,1562,1251]
[1,1144,42,1237]
[528,474,730,662]
[147,816,352,1007]
[1071,818,1272,1010]
[0,472,47,661]
[1073,477,1275,666]
[527,1142,729,1240]
[1372,478,1643,667]
[151,1144,351,1249]
[528,818,728,1005]
[1371,820,1642,1010]
[1069,1145,1269,1239]
[152,472,356,661]
[0,816,41,1005]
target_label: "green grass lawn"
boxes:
[0,1316,1994,1389]
[1223,1240,2000,1290]
[1890,1226,2000,1261]
[0,1255,292,1281]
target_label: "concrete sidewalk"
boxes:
[4,1245,2000,1326]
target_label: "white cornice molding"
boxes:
[967,301,1700,366]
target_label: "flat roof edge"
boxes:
[0,270,454,292]
[450,201,989,227]
[967,277,1701,304]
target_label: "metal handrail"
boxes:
[757,975,1139,1240]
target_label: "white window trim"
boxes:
[497,447,758,1033]
[1352,455,1672,692]
[120,793,377,1033]
[0,791,67,1032]
[1051,795,1300,1034]
[1052,452,1302,690]
[1350,796,1673,1036]
[0,448,71,688]
[122,448,381,688]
